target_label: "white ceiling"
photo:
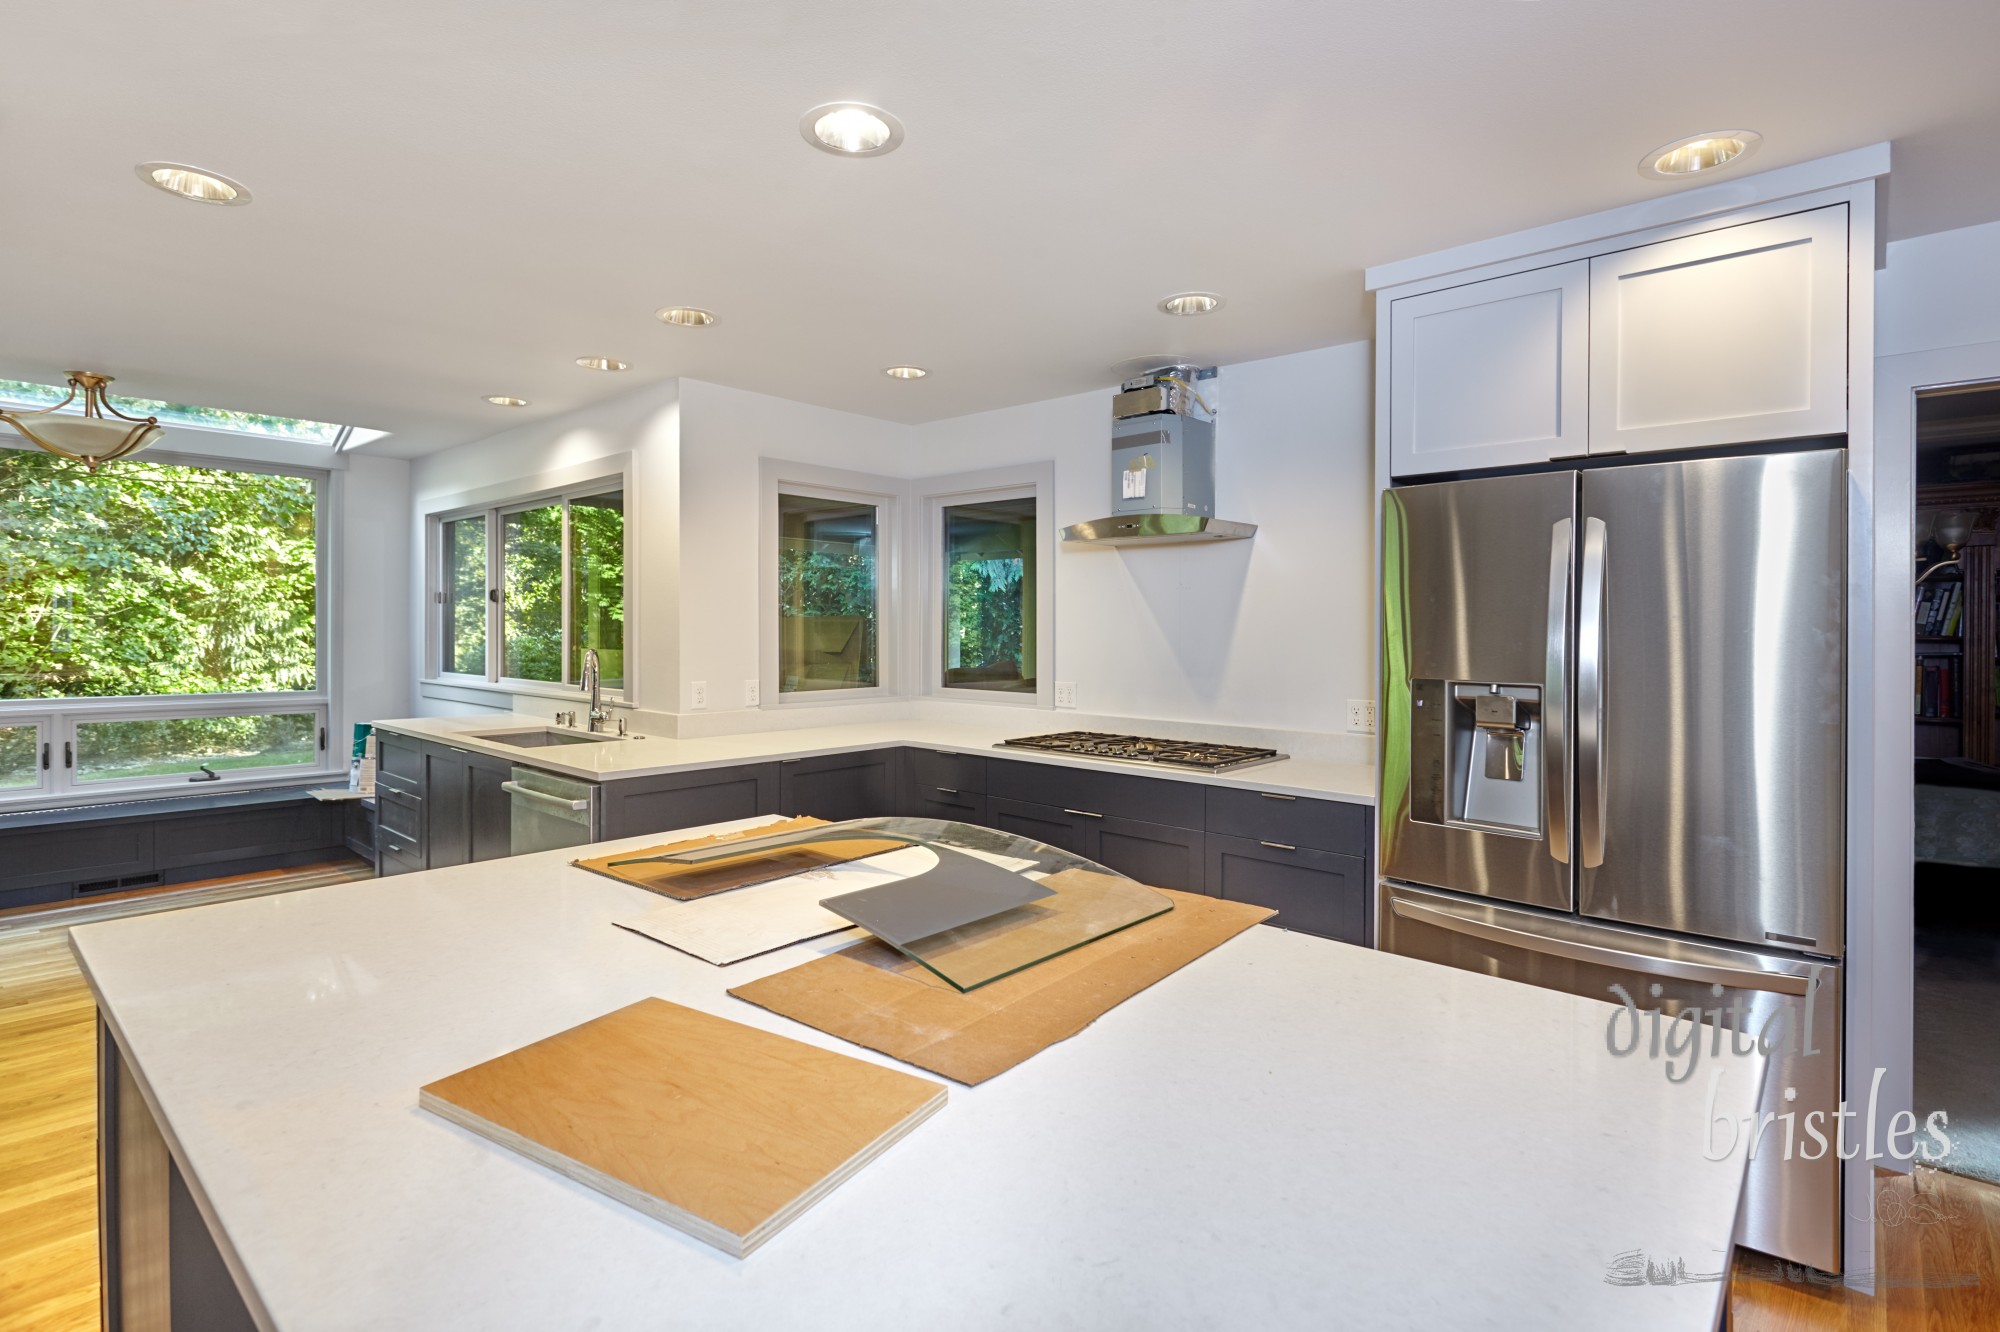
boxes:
[5,1,1999,457]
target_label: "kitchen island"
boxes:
[75,816,1766,1331]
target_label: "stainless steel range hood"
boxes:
[1062,364,1256,548]
[1060,514,1257,545]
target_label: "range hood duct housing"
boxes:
[1063,364,1255,547]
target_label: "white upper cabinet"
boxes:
[1389,261,1589,477]
[1588,205,1848,455]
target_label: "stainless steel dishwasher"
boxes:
[502,766,602,855]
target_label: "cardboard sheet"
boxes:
[728,876,1274,1084]
[418,998,945,1258]
[574,817,911,901]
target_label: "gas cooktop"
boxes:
[997,731,1286,772]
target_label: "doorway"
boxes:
[1911,381,2000,1187]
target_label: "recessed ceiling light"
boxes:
[1639,130,1762,180]
[883,365,928,380]
[656,306,716,327]
[134,161,252,206]
[800,102,905,157]
[484,395,529,408]
[575,357,629,371]
[1158,292,1223,316]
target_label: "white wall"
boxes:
[334,453,413,742]
[399,343,1377,745]
[1878,217,2000,357]
[908,342,1376,736]
[407,381,681,715]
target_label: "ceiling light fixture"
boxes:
[883,365,928,379]
[0,371,163,470]
[575,357,629,371]
[134,161,252,205]
[800,102,905,157]
[655,306,716,327]
[1639,130,1762,180]
[1158,292,1223,316]
[484,395,530,408]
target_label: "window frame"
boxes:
[0,443,337,806]
[426,476,630,698]
[916,464,1054,708]
[759,459,903,708]
[0,715,52,797]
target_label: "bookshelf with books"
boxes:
[1914,486,1998,762]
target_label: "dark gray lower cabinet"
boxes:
[602,764,781,839]
[987,798,1205,892]
[779,752,894,822]
[1206,834,1366,944]
[376,738,511,875]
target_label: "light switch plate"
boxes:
[1346,699,1375,734]
[690,681,708,710]
[1054,681,1077,709]
[744,679,760,707]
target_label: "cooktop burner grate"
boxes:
[997,731,1286,772]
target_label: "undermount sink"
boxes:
[467,728,626,749]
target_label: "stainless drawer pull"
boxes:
[1062,808,1104,819]
[1260,840,1297,852]
[1258,792,1297,801]
[935,787,958,795]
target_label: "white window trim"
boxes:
[759,458,903,708]
[916,463,1055,708]
[423,468,632,702]
[0,715,52,798]
[0,444,339,808]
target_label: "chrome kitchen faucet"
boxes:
[582,648,609,733]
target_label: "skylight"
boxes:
[0,377,378,447]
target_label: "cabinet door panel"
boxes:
[1390,261,1589,477]
[779,753,893,822]
[603,764,781,840]
[1093,816,1204,893]
[1204,787,1367,855]
[468,758,512,863]
[986,759,1205,828]
[906,749,987,796]
[1207,835,1366,943]
[910,790,990,826]
[424,749,471,869]
[988,798,1095,859]
[1589,205,1847,454]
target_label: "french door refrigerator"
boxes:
[1377,448,1846,1273]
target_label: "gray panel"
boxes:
[1092,816,1204,892]
[1577,450,1845,954]
[819,845,1055,946]
[1209,837,1365,943]
[1380,883,1841,1272]
[1204,787,1368,854]
[1380,472,1576,910]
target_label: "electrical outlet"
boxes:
[1054,681,1077,709]
[690,680,708,710]
[744,679,761,707]
[1346,699,1375,734]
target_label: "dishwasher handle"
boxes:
[500,780,591,812]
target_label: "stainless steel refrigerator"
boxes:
[1377,448,1846,1273]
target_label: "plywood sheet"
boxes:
[574,818,910,901]
[729,877,1273,1085]
[418,998,945,1257]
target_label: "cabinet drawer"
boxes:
[376,826,424,876]
[1206,835,1366,944]
[602,764,781,840]
[907,749,987,796]
[376,786,422,839]
[377,733,424,785]
[779,752,894,822]
[989,798,1093,858]
[987,759,1204,828]
[910,790,989,825]
[1205,787,1367,855]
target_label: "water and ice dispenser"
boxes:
[1406,680,1544,837]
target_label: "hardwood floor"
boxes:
[4,856,1998,1328]
[0,860,373,1331]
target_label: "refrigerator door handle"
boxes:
[1576,516,1608,868]
[1386,892,1811,996]
[1543,518,1573,864]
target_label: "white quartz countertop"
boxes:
[73,817,1764,1332]
[369,713,1378,803]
